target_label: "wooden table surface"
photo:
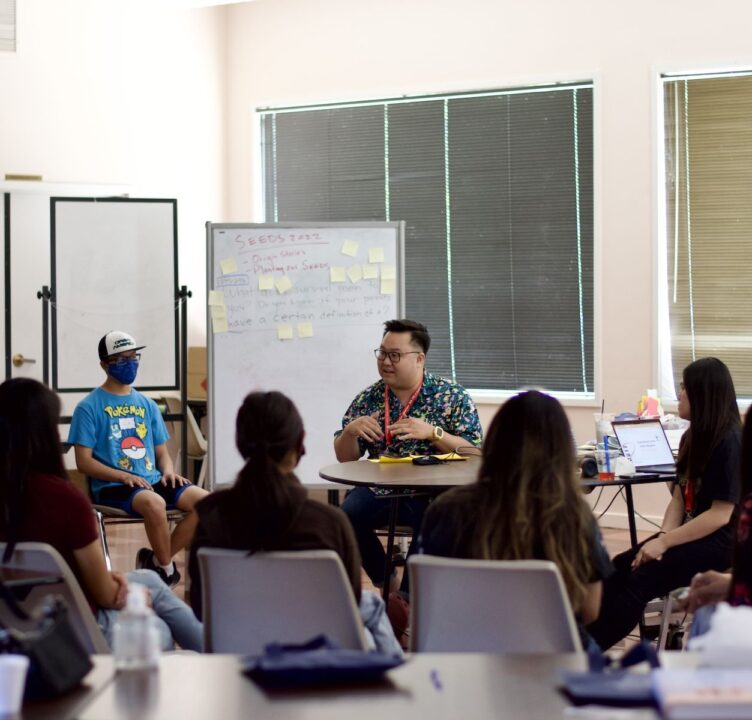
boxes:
[75,652,666,720]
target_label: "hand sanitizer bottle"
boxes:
[113,583,160,670]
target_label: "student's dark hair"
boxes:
[0,378,67,537]
[741,406,752,501]
[382,319,431,354]
[230,391,306,546]
[460,390,593,613]
[676,357,741,490]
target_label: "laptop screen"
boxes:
[611,420,675,467]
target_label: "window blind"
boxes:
[663,73,752,397]
[0,0,15,52]
[260,83,594,394]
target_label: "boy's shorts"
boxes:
[95,481,191,516]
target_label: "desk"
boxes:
[75,652,664,720]
[320,458,480,600]
[583,474,674,549]
[21,660,113,720]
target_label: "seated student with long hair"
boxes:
[188,390,362,618]
[419,390,612,648]
[0,378,202,651]
[588,357,742,650]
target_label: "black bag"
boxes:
[0,579,93,699]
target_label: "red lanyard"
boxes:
[384,381,423,445]
[683,480,694,514]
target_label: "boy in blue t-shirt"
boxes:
[69,331,208,587]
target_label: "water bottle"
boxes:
[113,583,161,670]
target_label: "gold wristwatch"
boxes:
[432,425,444,441]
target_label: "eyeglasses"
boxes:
[373,349,421,363]
[108,353,141,366]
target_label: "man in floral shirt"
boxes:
[334,319,482,591]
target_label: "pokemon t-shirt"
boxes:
[68,387,169,501]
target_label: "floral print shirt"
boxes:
[335,371,482,475]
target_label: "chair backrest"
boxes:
[0,542,110,654]
[408,555,583,653]
[198,548,367,654]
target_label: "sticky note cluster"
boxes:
[208,289,228,334]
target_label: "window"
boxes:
[0,0,15,52]
[661,72,752,398]
[259,83,594,394]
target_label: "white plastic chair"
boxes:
[0,541,110,654]
[408,555,583,653]
[197,548,368,654]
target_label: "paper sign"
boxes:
[362,263,378,280]
[277,324,294,340]
[297,322,314,338]
[208,290,224,306]
[347,265,363,283]
[220,257,237,274]
[369,247,385,263]
[381,278,396,295]
[275,276,293,294]
[330,266,346,283]
[381,264,396,280]
[258,275,274,291]
[341,240,359,257]
[210,305,227,321]
[212,316,228,333]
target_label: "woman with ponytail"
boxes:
[188,391,362,619]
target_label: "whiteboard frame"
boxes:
[206,221,405,489]
[50,197,180,393]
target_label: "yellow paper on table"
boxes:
[275,276,293,294]
[220,257,237,275]
[368,247,385,263]
[330,266,346,283]
[367,453,468,463]
[341,240,358,257]
[208,290,224,306]
[258,275,274,291]
[380,278,395,295]
[297,322,314,338]
[347,264,363,283]
[362,263,378,280]
[381,264,396,281]
[212,316,228,334]
[277,324,293,340]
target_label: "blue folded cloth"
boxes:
[241,635,405,688]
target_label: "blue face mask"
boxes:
[108,358,139,385]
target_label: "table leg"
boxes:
[327,489,339,507]
[624,485,638,549]
[381,496,399,610]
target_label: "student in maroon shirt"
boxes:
[0,378,201,651]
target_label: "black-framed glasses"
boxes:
[373,349,421,363]
[108,353,141,366]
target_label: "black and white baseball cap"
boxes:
[98,331,146,361]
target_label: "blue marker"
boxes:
[430,669,443,690]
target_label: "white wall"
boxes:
[0,0,228,344]
[224,0,752,528]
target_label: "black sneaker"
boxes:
[135,547,153,570]
[155,565,181,588]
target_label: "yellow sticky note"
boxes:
[362,263,378,280]
[210,305,227,321]
[212,316,228,333]
[277,324,294,340]
[330,266,346,283]
[381,278,395,295]
[381,264,396,281]
[208,290,224,306]
[220,257,237,275]
[369,247,385,263]
[275,276,293,294]
[297,322,314,338]
[341,240,359,257]
[347,265,363,283]
[258,275,274,291]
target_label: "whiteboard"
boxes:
[51,198,178,391]
[208,222,404,487]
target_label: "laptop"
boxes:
[610,419,677,474]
